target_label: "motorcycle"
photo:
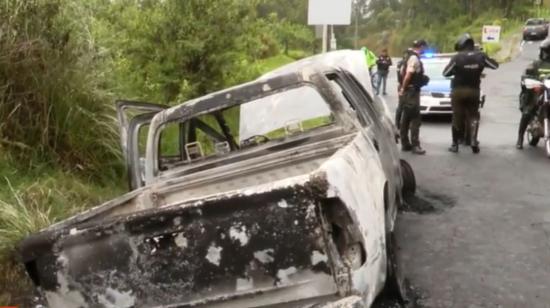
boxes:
[521,77,550,158]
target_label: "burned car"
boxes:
[19,51,415,308]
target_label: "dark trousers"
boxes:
[451,87,481,145]
[518,88,539,137]
[400,89,421,147]
[395,98,403,129]
[376,70,389,94]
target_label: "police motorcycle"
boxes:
[520,76,550,157]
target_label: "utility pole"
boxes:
[322,24,328,53]
[354,0,359,49]
[330,25,337,50]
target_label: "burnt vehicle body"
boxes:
[19,51,414,308]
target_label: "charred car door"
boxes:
[326,72,401,231]
[116,100,168,190]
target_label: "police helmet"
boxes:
[455,33,475,52]
[540,38,550,61]
[412,39,428,48]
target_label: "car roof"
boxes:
[526,18,546,23]
[148,50,373,136]
[422,55,453,63]
[260,50,374,97]
[260,50,366,78]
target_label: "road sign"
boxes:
[482,25,501,43]
[307,0,353,25]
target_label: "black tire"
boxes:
[528,134,540,147]
[382,231,407,303]
[400,159,416,197]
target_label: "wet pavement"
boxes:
[384,42,550,307]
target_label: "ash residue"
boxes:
[373,280,428,308]
[401,188,456,214]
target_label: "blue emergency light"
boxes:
[421,48,437,59]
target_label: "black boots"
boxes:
[516,114,530,150]
[449,126,459,153]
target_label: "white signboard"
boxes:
[308,0,353,25]
[482,25,501,43]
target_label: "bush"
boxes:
[0,0,122,179]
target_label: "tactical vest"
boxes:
[450,51,486,89]
[398,50,428,90]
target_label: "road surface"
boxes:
[388,42,550,307]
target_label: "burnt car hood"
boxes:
[19,174,348,308]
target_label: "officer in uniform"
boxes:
[443,34,499,153]
[398,40,429,155]
[395,48,413,129]
[516,38,550,149]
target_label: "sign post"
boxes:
[482,25,502,43]
[322,25,328,52]
[308,0,353,52]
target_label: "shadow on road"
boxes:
[401,188,456,214]
[421,114,452,124]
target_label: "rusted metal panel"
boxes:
[21,178,347,307]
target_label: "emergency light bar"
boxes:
[421,52,456,59]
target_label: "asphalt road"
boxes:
[387,42,550,308]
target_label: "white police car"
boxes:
[420,53,485,115]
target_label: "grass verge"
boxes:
[0,156,124,305]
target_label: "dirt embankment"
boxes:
[494,32,523,63]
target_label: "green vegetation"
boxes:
[0,157,124,304]
[339,0,540,57]
[265,115,334,139]
[0,0,314,304]
[0,0,544,304]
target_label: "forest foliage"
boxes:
[0,0,543,304]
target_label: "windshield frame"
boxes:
[144,71,354,183]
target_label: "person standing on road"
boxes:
[516,38,550,149]
[375,48,392,95]
[361,46,377,75]
[443,33,499,154]
[395,48,413,129]
[398,40,430,155]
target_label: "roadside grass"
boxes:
[254,53,297,74]
[0,156,125,305]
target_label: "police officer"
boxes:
[398,40,429,155]
[516,38,550,149]
[443,33,499,153]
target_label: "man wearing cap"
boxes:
[398,39,430,155]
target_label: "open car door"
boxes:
[116,100,168,190]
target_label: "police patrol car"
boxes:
[420,53,485,115]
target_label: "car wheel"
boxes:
[528,132,540,147]
[400,159,416,197]
[382,230,407,303]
